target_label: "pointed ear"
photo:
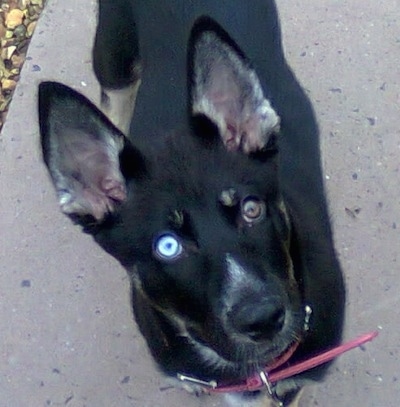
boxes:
[38,82,143,224]
[190,18,280,154]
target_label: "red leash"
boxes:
[268,330,378,384]
[210,330,379,393]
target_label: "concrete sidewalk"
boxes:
[1,0,399,405]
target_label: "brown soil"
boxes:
[0,0,45,131]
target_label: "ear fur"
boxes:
[189,17,280,154]
[39,82,142,223]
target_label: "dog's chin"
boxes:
[223,337,296,371]
[189,327,300,379]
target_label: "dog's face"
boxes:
[39,18,305,378]
[99,133,303,373]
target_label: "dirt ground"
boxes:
[0,0,45,130]
[0,0,399,406]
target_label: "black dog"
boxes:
[38,1,345,405]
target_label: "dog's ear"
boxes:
[38,82,144,225]
[189,18,280,154]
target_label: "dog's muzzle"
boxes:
[223,253,291,343]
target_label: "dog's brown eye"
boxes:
[241,197,265,224]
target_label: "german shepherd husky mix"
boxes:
[39,0,345,405]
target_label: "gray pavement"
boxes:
[1,0,399,405]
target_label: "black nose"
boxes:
[231,301,286,341]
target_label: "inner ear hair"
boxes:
[190,19,280,155]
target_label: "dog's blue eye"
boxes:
[154,233,183,261]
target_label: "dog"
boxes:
[38,1,345,405]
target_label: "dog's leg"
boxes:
[93,0,141,133]
[287,389,303,407]
[98,82,141,134]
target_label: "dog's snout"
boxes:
[224,254,287,341]
[231,301,286,342]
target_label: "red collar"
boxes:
[178,331,378,394]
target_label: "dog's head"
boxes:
[39,18,305,378]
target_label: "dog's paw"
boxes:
[273,379,307,407]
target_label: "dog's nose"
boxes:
[231,301,286,342]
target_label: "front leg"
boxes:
[94,0,141,133]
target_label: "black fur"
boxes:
[39,1,345,405]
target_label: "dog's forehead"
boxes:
[148,136,278,204]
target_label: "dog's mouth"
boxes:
[187,305,311,378]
